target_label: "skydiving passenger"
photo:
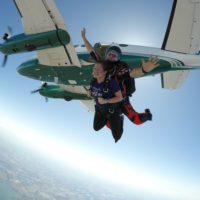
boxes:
[88,60,124,143]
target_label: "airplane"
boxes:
[0,0,200,112]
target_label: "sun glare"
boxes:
[0,112,199,200]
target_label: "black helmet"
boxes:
[105,46,122,61]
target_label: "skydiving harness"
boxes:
[102,66,122,114]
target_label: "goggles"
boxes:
[106,50,119,61]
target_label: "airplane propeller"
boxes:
[1,26,13,67]
[31,82,48,94]
[31,82,48,102]
[2,26,13,41]
[1,55,8,67]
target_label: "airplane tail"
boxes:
[162,0,200,55]
[160,55,200,89]
[161,70,190,89]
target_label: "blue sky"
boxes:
[0,0,200,199]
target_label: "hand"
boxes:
[142,56,159,73]
[86,90,91,97]
[81,27,86,39]
[98,97,107,104]
[83,86,91,97]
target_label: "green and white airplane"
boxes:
[1,0,200,111]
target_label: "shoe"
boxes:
[145,109,152,121]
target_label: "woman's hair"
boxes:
[96,60,112,72]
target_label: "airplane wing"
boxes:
[161,0,200,89]
[14,0,95,112]
[80,100,95,113]
[14,0,81,67]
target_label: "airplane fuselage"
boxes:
[15,44,200,101]
[17,44,199,86]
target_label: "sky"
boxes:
[0,0,200,199]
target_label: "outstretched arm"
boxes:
[130,56,160,78]
[81,28,94,53]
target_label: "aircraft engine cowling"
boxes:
[38,84,91,101]
[0,29,70,55]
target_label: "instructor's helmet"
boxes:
[105,46,122,61]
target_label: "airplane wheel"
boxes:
[64,97,72,101]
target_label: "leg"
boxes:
[108,111,124,143]
[93,110,107,131]
[122,101,152,125]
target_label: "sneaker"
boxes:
[145,109,152,121]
